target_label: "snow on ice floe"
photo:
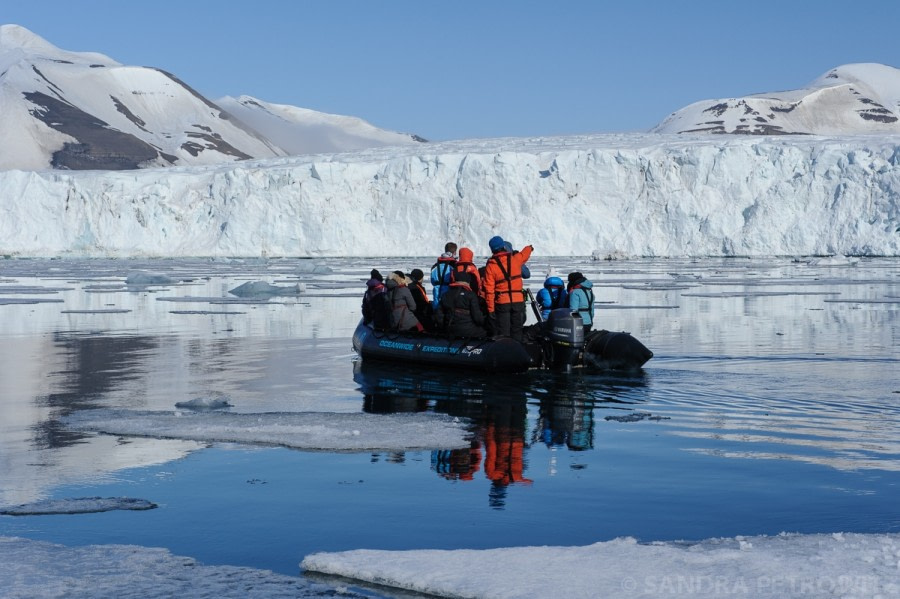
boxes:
[0,297,64,305]
[229,281,306,297]
[62,409,470,451]
[0,537,372,599]
[302,533,900,599]
[0,285,73,294]
[0,497,156,516]
[174,397,232,410]
[61,309,132,314]
[125,271,176,285]
[168,309,247,315]
[295,263,334,274]
[155,296,274,305]
[825,298,900,304]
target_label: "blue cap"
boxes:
[488,236,505,252]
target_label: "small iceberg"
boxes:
[175,397,232,410]
[125,271,176,285]
[296,263,333,274]
[62,409,470,452]
[806,256,860,267]
[228,281,305,297]
[0,497,157,515]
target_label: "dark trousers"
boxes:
[495,302,526,342]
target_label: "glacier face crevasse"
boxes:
[1,135,899,257]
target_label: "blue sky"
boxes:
[4,1,900,141]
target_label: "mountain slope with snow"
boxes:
[653,64,900,135]
[1,133,898,258]
[217,95,426,155]
[0,24,286,170]
[0,25,427,171]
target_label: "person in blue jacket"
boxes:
[430,242,457,308]
[566,272,595,333]
[536,275,568,320]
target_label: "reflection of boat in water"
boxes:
[352,308,653,374]
[353,360,641,508]
[354,360,533,507]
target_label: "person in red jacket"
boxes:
[452,247,481,295]
[482,235,533,342]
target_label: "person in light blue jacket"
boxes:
[430,243,457,308]
[536,276,567,320]
[566,272,595,333]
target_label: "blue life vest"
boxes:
[536,276,567,320]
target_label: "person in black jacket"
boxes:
[407,268,434,331]
[439,271,487,338]
[361,269,391,330]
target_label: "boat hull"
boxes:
[352,321,653,373]
[352,322,534,373]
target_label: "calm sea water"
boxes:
[1,257,898,585]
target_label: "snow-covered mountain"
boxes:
[0,25,424,171]
[217,95,426,155]
[0,24,286,170]
[1,133,898,258]
[653,63,900,135]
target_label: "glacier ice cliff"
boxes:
[1,134,899,258]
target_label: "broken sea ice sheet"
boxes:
[1,497,156,515]
[174,397,232,410]
[301,532,900,599]
[62,409,471,452]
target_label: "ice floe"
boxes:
[229,281,306,297]
[174,397,233,410]
[0,536,371,599]
[125,271,177,285]
[302,532,900,599]
[1,497,156,516]
[62,409,471,452]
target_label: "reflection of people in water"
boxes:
[481,401,533,508]
[432,446,482,481]
[355,361,536,508]
[532,398,595,451]
[431,399,534,509]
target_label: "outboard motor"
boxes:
[542,308,585,371]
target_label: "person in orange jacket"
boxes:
[452,247,481,295]
[482,235,533,342]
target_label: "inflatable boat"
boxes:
[352,308,653,374]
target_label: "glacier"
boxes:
[2,133,899,258]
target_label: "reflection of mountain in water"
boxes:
[36,333,160,449]
[354,361,647,508]
[0,331,201,507]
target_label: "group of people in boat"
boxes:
[362,236,595,343]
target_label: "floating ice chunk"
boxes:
[807,256,860,267]
[0,285,72,294]
[0,298,64,305]
[62,409,471,451]
[125,271,176,285]
[296,263,333,274]
[301,532,900,599]
[174,397,232,410]
[0,497,156,515]
[228,281,304,297]
[61,309,132,314]
[0,536,370,598]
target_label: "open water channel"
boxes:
[1,256,898,594]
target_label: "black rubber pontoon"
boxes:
[352,321,534,373]
[352,306,653,374]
